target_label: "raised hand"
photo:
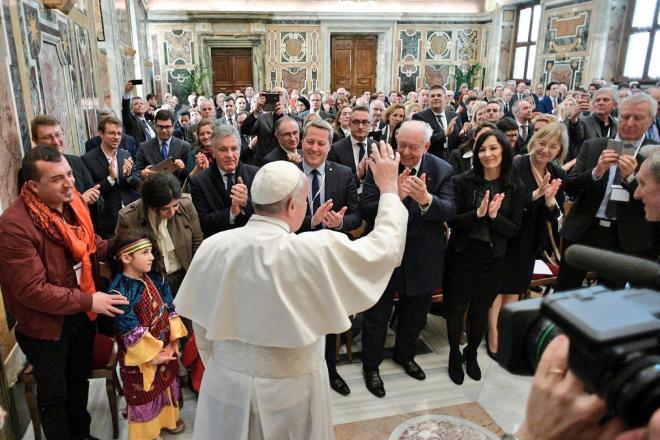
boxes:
[544,178,562,204]
[81,184,101,205]
[476,190,490,218]
[312,199,334,228]
[594,149,619,178]
[617,154,638,179]
[403,173,431,206]
[322,206,347,230]
[366,140,399,195]
[123,157,134,177]
[488,192,506,219]
[533,173,551,201]
[397,167,412,200]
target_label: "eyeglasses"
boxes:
[350,120,369,126]
[155,124,173,130]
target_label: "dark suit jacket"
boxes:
[448,170,526,258]
[240,111,280,165]
[298,161,361,233]
[82,147,140,237]
[328,136,374,175]
[361,154,455,296]
[516,122,535,153]
[135,136,191,184]
[121,97,149,144]
[502,101,514,119]
[263,146,301,164]
[566,114,617,160]
[412,108,459,158]
[85,134,138,159]
[561,137,657,254]
[189,163,259,238]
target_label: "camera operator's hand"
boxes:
[616,409,660,440]
[516,335,625,440]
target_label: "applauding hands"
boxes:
[476,190,506,219]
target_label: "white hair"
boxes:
[398,119,433,143]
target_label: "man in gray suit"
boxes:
[566,88,618,157]
[215,97,238,127]
[135,109,191,185]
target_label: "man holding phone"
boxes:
[566,87,618,159]
[557,92,659,291]
[240,86,292,166]
[122,80,155,144]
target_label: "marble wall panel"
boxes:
[75,24,98,139]
[497,9,515,82]
[164,29,193,65]
[536,2,595,88]
[266,24,321,93]
[2,1,30,153]
[394,24,484,93]
[114,0,131,46]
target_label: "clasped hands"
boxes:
[397,168,432,206]
[476,190,505,219]
[533,172,562,206]
[311,200,347,229]
[230,176,249,217]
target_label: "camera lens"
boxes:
[525,317,563,371]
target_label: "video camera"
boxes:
[497,245,660,427]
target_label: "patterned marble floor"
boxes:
[21,315,532,439]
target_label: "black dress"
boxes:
[500,155,566,294]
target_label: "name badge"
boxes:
[73,262,82,285]
[610,185,630,202]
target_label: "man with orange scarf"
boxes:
[0,147,130,440]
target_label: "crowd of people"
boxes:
[0,75,659,439]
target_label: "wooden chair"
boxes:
[23,334,121,439]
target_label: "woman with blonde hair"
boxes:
[405,101,421,118]
[487,123,568,356]
[381,103,406,144]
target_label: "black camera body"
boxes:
[498,286,660,426]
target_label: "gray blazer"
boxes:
[134,136,191,184]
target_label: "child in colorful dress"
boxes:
[108,232,188,439]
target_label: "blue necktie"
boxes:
[161,141,169,160]
[226,172,234,194]
[311,169,320,214]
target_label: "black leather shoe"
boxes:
[463,349,482,381]
[329,374,351,396]
[393,357,426,380]
[363,370,386,398]
[448,350,464,385]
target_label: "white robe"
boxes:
[174,193,408,440]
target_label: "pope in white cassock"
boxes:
[174,141,408,440]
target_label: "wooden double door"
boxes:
[331,35,377,95]
[211,48,253,94]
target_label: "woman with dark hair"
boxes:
[186,118,215,178]
[444,129,526,385]
[487,123,568,356]
[115,173,203,297]
[448,121,497,175]
[332,104,352,143]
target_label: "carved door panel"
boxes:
[331,35,377,95]
[211,48,253,93]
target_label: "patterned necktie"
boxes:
[311,170,321,214]
[160,141,169,160]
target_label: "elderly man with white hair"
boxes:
[360,119,455,398]
[174,143,408,440]
[558,92,660,291]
